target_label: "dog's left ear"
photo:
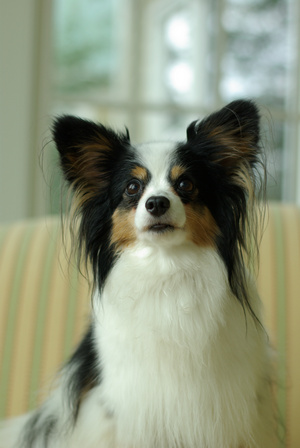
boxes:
[186,99,260,167]
[52,115,130,197]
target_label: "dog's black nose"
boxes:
[145,196,170,217]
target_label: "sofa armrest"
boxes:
[257,203,300,447]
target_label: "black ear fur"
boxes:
[186,99,260,166]
[52,115,130,189]
[187,99,260,141]
[53,115,131,154]
[52,116,108,154]
[185,100,264,323]
[52,116,132,289]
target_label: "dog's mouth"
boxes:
[148,223,175,233]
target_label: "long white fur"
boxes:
[0,141,274,447]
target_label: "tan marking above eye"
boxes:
[130,166,148,182]
[170,165,186,182]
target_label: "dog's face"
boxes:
[53,99,263,317]
[127,142,193,245]
[53,99,262,291]
[110,140,218,250]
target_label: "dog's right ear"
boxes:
[52,115,130,197]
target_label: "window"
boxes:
[49,0,299,213]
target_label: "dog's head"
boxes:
[53,99,264,310]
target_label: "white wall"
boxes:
[0,0,52,223]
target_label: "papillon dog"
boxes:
[0,100,276,447]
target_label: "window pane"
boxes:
[53,0,124,100]
[50,0,296,208]
[135,111,202,143]
[220,0,289,108]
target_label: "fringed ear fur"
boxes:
[186,100,265,323]
[52,115,131,199]
[186,99,261,169]
[52,116,131,287]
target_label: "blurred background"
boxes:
[1,0,300,222]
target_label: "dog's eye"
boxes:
[126,180,142,196]
[178,179,194,193]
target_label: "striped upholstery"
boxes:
[0,204,299,447]
[257,203,300,448]
[0,217,90,418]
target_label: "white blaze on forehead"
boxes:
[134,141,186,237]
[135,141,176,192]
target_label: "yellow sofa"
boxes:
[0,204,299,447]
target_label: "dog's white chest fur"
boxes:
[91,245,267,448]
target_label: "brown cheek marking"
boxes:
[131,166,148,182]
[111,208,137,250]
[185,204,219,247]
[170,165,186,182]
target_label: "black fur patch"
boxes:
[52,116,138,290]
[20,412,58,447]
[67,324,101,421]
[178,100,264,321]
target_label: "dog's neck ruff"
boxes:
[96,245,229,345]
[92,245,264,447]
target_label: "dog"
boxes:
[0,99,276,447]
